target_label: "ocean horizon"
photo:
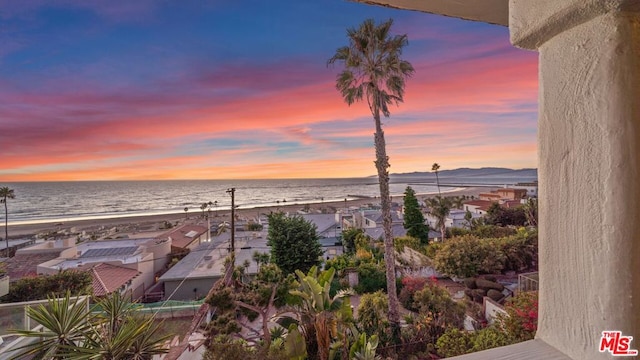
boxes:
[1,174,536,226]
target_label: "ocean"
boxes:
[0,174,536,225]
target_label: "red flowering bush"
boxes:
[496,291,538,342]
[398,276,427,311]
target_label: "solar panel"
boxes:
[81,246,138,258]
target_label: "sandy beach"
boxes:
[5,186,494,238]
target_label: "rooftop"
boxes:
[160,224,208,249]
[159,231,267,282]
[4,252,61,280]
[85,263,141,297]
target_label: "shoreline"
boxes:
[5,186,493,238]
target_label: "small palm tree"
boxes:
[427,196,452,242]
[200,202,209,218]
[0,187,15,256]
[451,196,464,209]
[329,18,414,334]
[432,163,441,195]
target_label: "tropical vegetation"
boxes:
[426,196,452,242]
[9,291,169,359]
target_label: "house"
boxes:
[478,188,527,202]
[356,1,634,359]
[463,200,493,215]
[159,224,209,251]
[495,188,527,200]
[514,181,538,198]
[86,263,142,298]
[35,238,170,300]
[159,230,266,301]
[300,213,343,259]
[355,209,403,229]
[425,209,481,231]
[478,192,502,202]
[4,238,74,281]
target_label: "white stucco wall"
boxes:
[511,1,640,359]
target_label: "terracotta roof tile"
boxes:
[84,263,140,297]
[5,252,60,280]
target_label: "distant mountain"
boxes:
[388,167,537,181]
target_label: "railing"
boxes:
[518,271,539,293]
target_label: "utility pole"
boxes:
[226,188,236,255]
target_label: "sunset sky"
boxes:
[0,1,538,181]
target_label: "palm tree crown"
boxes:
[328,18,414,122]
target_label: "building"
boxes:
[35,238,170,300]
[514,181,538,198]
[463,200,493,215]
[159,224,209,251]
[356,1,637,359]
[299,213,343,260]
[87,263,142,298]
[354,209,403,229]
[478,188,527,202]
[159,230,266,301]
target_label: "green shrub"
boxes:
[413,283,466,330]
[433,235,505,278]
[246,222,263,231]
[472,326,512,352]
[393,235,422,253]
[354,262,386,294]
[436,327,473,358]
[357,291,392,346]
[472,225,517,238]
[1,270,92,303]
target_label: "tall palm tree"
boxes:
[0,187,15,256]
[432,163,441,195]
[328,18,414,333]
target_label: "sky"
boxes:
[0,0,538,181]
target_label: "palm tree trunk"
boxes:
[372,110,400,337]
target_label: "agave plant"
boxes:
[9,291,169,360]
[9,291,91,359]
[350,333,381,360]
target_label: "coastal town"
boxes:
[0,182,539,359]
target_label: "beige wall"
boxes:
[510,1,640,358]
